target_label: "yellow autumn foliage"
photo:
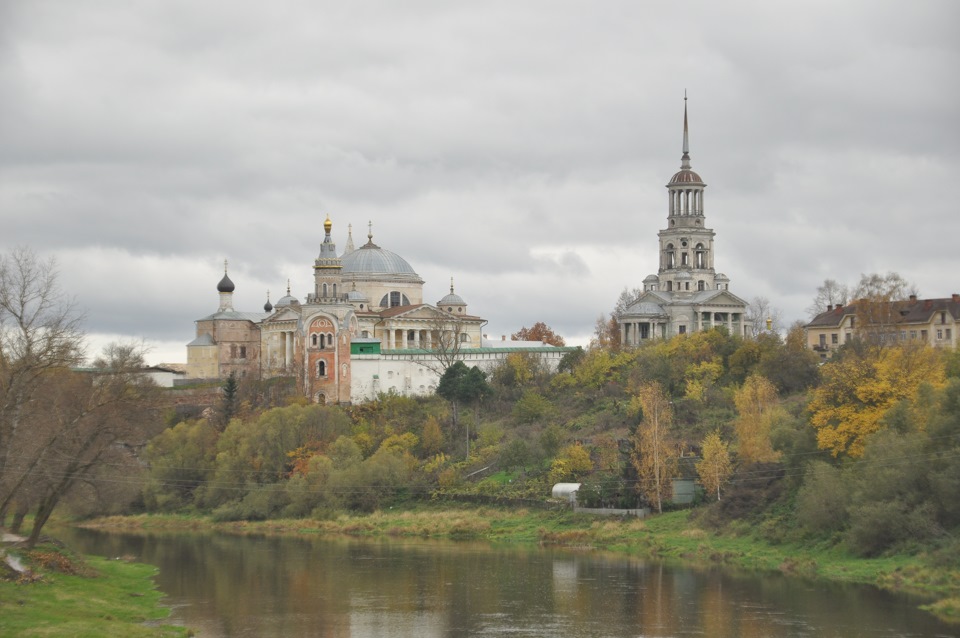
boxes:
[808,344,945,457]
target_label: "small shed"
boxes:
[551,483,581,505]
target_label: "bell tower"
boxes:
[657,95,717,295]
[313,215,343,302]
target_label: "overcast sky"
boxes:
[2,1,958,364]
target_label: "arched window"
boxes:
[311,334,318,347]
[698,280,705,291]
[379,291,411,308]
[322,283,328,297]
[332,284,337,297]
[328,333,334,348]
[316,393,326,405]
[317,360,326,377]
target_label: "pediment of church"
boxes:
[262,308,300,324]
[621,292,669,317]
[694,290,749,308]
[381,304,462,322]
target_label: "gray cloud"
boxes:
[2,0,957,362]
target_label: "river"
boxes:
[60,528,955,637]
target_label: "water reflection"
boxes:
[60,528,953,638]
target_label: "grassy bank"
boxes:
[81,504,960,620]
[0,544,189,638]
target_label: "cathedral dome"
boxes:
[668,169,703,185]
[342,243,418,277]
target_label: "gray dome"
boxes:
[342,242,418,277]
[643,274,659,283]
[715,273,729,281]
[347,289,368,302]
[217,273,235,293]
[276,293,298,307]
[439,292,465,306]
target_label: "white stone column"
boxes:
[387,325,395,350]
[425,330,432,349]
[414,329,420,348]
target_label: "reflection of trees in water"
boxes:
[62,530,951,638]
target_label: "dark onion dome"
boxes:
[217,260,236,292]
[217,274,235,292]
[217,273,236,292]
[263,291,273,312]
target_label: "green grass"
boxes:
[0,545,189,638]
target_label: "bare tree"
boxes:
[6,343,161,546]
[419,311,469,374]
[0,248,85,512]
[806,279,850,317]
[746,296,784,338]
[852,272,919,347]
[613,286,645,316]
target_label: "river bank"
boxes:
[79,504,960,622]
[0,540,189,637]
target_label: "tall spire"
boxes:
[681,91,691,169]
[344,223,355,254]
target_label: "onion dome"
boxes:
[263,290,273,312]
[217,260,235,292]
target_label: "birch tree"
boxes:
[696,430,733,501]
[630,382,677,513]
[733,374,781,464]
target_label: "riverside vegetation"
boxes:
[3,265,960,624]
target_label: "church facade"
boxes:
[618,100,752,343]
[185,219,573,403]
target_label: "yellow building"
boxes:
[804,295,960,360]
